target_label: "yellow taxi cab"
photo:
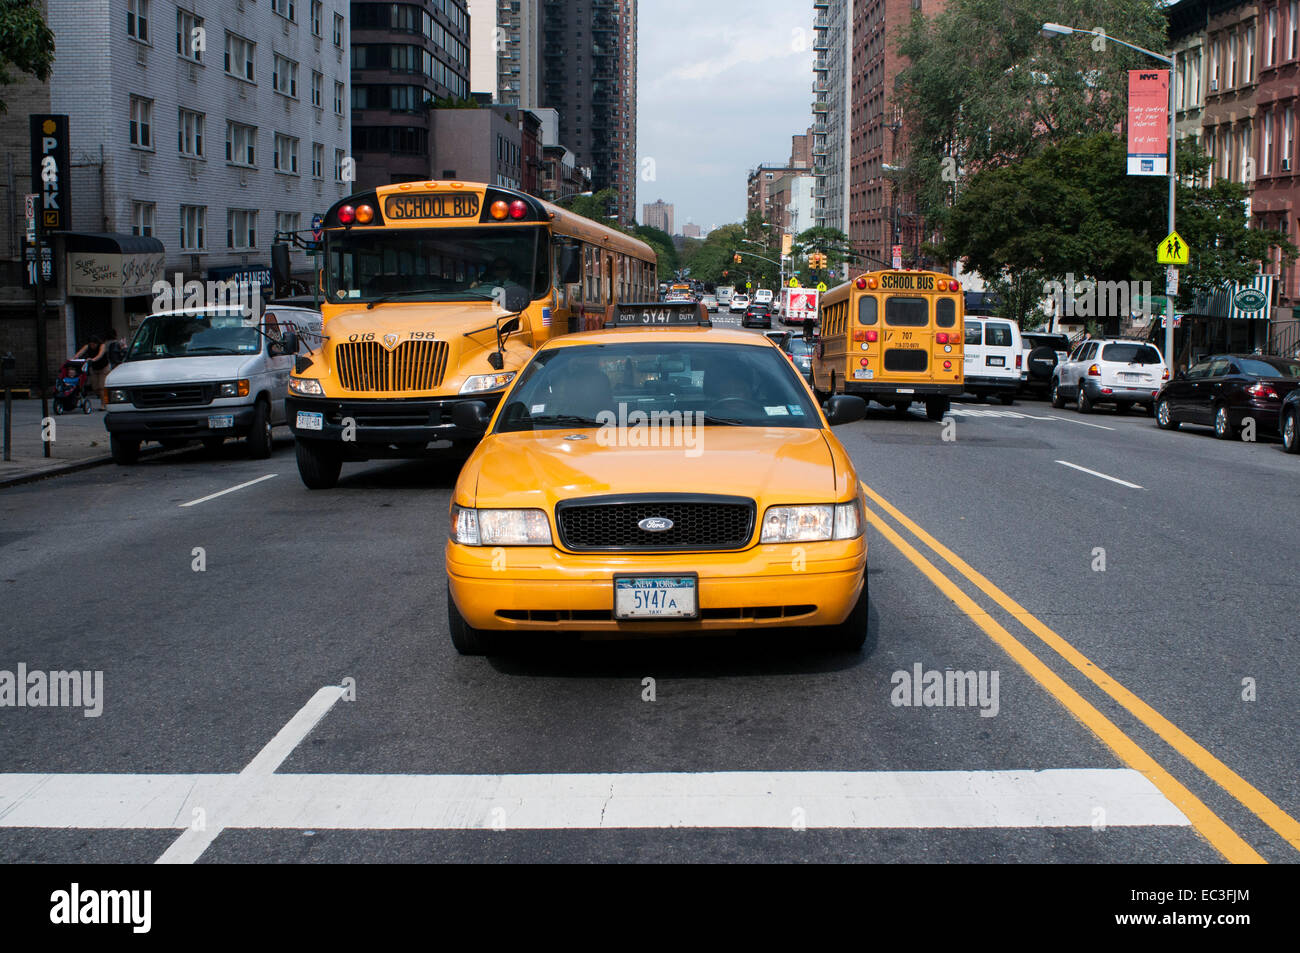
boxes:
[444,301,870,655]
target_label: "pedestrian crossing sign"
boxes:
[1157,231,1189,265]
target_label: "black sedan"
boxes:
[742,302,774,329]
[1155,353,1300,440]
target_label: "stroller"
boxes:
[53,358,93,415]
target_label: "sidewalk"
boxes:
[0,394,117,487]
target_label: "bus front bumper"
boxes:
[286,394,502,456]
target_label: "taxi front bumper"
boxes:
[446,539,867,633]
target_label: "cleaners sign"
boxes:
[1127,71,1168,176]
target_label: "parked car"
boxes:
[962,316,1024,404]
[743,302,774,329]
[701,294,719,312]
[1155,353,1300,440]
[729,294,750,313]
[1051,339,1167,414]
[1020,331,1072,398]
[1281,385,1300,452]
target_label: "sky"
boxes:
[465,0,815,233]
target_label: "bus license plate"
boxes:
[896,388,914,394]
[986,356,1005,366]
[853,368,874,380]
[296,411,324,431]
[614,576,698,620]
[208,415,234,429]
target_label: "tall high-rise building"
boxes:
[813,0,849,242]
[643,199,674,235]
[496,0,543,106]
[350,0,471,188]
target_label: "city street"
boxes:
[2,382,1294,863]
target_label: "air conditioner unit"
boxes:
[138,154,150,173]
[136,46,147,66]
[284,97,291,114]
[337,115,343,130]
[315,181,323,196]
[282,20,290,36]
[313,37,321,53]
[238,83,248,101]
[236,0,245,11]
[187,63,197,83]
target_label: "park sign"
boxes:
[1127,71,1169,176]
[29,115,71,231]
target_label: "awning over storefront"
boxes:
[62,233,165,298]
[1192,274,1274,321]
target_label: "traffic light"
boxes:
[723,270,729,277]
[733,253,742,264]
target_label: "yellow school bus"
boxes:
[810,269,964,420]
[285,181,656,488]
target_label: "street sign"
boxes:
[22,239,53,288]
[311,214,324,243]
[29,115,71,232]
[1157,231,1188,265]
[24,193,36,242]
[817,282,828,293]
[892,244,903,269]
[1165,266,1179,296]
[746,281,752,290]
[781,233,792,256]
[788,277,799,288]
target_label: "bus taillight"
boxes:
[936,332,948,344]
[943,361,952,370]
[860,358,869,367]
[865,330,878,342]
[856,277,867,289]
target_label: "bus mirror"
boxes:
[502,286,530,314]
[500,316,521,336]
[452,400,492,434]
[823,394,867,426]
[276,331,299,356]
[559,243,582,284]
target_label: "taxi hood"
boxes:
[462,426,856,509]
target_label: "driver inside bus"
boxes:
[471,257,517,289]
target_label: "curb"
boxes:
[0,445,171,489]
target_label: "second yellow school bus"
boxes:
[811,269,964,420]
[285,181,656,488]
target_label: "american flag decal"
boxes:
[542,307,552,327]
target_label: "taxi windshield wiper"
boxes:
[699,414,747,426]
[530,413,605,427]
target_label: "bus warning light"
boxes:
[490,200,510,220]
[355,204,375,224]
[509,200,528,219]
[338,205,356,225]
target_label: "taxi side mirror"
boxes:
[823,394,867,426]
[453,400,492,435]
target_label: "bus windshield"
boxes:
[326,226,548,303]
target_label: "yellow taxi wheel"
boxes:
[814,570,868,652]
[447,584,500,656]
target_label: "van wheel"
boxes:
[247,400,273,459]
[925,396,949,420]
[1077,386,1093,414]
[447,584,500,656]
[815,570,868,651]
[110,435,140,465]
[295,439,342,489]
[1156,398,1179,430]
[1050,380,1066,408]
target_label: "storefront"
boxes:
[1184,275,1274,364]
[63,233,165,352]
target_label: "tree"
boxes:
[896,0,1167,226]
[0,0,55,113]
[564,188,619,225]
[632,224,678,276]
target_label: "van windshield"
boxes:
[127,314,262,360]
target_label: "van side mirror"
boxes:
[452,400,492,435]
[558,243,582,284]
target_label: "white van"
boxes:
[103,304,316,464]
[962,316,1024,404]
[753,288,774,306]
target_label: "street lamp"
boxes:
[1042,22,1178,367]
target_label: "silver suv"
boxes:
[1050,339,1168,414]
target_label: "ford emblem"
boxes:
[637,517,674,532]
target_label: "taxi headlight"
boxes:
[761,502,862,542]
[289,377,324,396]
[450,504,552,546]
[460,372,516,394]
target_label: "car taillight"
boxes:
[1247,382,1279,399]
[1015,354,1022,369]
[1162,368,1169,380]
[1088,364,1100,376]
[865,330,878,342]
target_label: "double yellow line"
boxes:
[860,480,1300,864]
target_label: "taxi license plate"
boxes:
[614,576,698,620]
[208,415,234,429]
[296,411,324,431]
[986,356,1005,366]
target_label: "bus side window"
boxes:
[858,296,877,325]
[606,255,615,306]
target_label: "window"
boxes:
[334,148,346,182]
[1269,8,1278,67]
[272,0,297,23]
[1287,108,1295,170]
[311,71,323,107]
[177,10,203,62]
[131,202,155,238]
[227,209,258,250]
[273,56,299,97]
[276,211,301,238]
[225,32,255,82]
[935,298,956,327]
[311,0,323,37]
[986,323,1014,347]
[127,0,150,43]
[1294,2,1299,59]
[1264,110,1274,174]
[226,122,257,166]
[178,109,204,157]
[857,296,878,325]
[129,96,153,149]
[312,142,324,178]
[1246,25,1255,81]
[885,297,929,327]
[964,321,982,346]
[334,81,345,115]
[333,12,344,47]
[1228,31,1238,86]
[180,205,206,250]
[273,134,299,174]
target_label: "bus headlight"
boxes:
[289,377,324,396]
[761,502,862,542]
[450,505,551,546]
[460,372,516,394]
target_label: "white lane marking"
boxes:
[1043,415,1116,431]
[179,474,277,508]
[155,685,346,863]
[0,769,1186,830]
[945,409,1056,420]
[1055,460,1144,489]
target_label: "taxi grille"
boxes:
[335,340,449,392]
[556,494,755,552]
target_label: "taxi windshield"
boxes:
[496,342,821,431]
[127,314,261,360]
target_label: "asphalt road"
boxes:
[0,328,1295,863]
